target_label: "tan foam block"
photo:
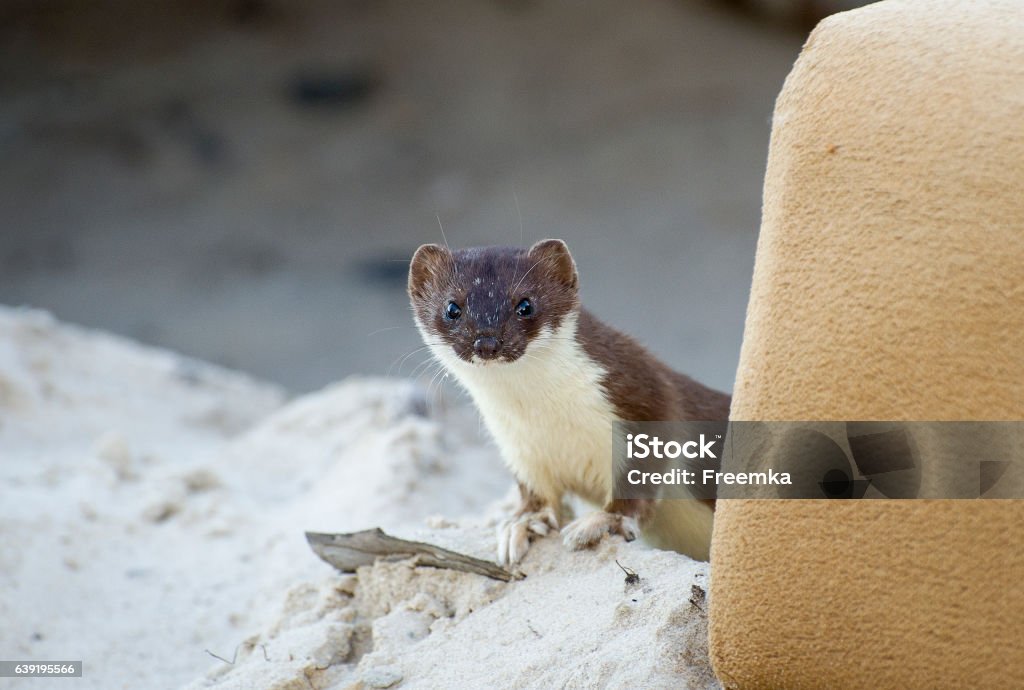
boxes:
[709,1,1024,687]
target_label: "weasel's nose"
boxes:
[473,336,501,359]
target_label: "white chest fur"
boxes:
[427,314,616,507]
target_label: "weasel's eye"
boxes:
[445,301,462,320]
[515,298,534,317]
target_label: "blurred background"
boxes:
[0,0,867,394]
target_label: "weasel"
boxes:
[408,239,731,564]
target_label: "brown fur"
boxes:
[409,241,578,364]
[576,308,732,423]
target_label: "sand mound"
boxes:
[0,306,715,689]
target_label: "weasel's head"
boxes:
[408,239,579,366]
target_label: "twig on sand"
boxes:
[205,646,239,665]
[615,559,640,586]
[306,528,522,582]
[204,642,269,666]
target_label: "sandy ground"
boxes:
[0,0,805,394]
[0,306,717,689]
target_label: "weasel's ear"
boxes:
[528,239,578,290]
[408,244,454,300]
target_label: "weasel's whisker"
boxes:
[425,362,450,402]
[388,342,440,377]
[511,257,542,295]
[436,214,459,280]
[511,187,525,285]
[366,325,412,338]
[412,359,442,387]
[410,355,442,378]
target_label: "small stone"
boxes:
[94,432,137,481]
[142,500,180,523]
[181,468,221,493]
[335,574,358,596]
[310,624,353,668]
[362,665,403,688]
[424,514,456,529]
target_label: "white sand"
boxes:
[0,306,716,689]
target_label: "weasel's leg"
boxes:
[496,482,560,565]
[562,498,656,551]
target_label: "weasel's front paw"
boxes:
[562,511,640,551]
[496,506,559,565]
